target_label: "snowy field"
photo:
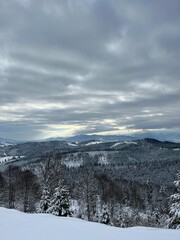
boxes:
[0,208,179,240]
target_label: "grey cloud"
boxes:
[0,121,46,140]
[127,115,180,130]
[73,125,120,136]
[0,0,180,140]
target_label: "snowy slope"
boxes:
[0,208,179,240]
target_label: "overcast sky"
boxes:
[0,0,180,140]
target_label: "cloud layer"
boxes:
[0,0,180,140]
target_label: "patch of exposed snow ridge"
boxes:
[124,141,137,145]
[67,142,78,147]
[0,207,179,240]
[110,141,137,148]
[85,141,103,146]
[0,156,24,164]
[0,142,14,147]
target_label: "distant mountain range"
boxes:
[45,134,136,142]
[0,138,21,144]
[45,132,180,143]
[1,131,180,144]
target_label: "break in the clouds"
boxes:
[0,0,180,140]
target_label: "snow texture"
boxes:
[0,207,179,240]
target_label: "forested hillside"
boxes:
[0,138,179,228]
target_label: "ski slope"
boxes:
[0,208,179,240]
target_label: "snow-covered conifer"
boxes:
[117,208,123,227]
[59,188,70,216]
[38,187,50,213]
[100,204,111,225]
[166,172,180,229]
[48,181,71,217]
[94,195,102,222]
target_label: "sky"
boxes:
[0,0,180,141]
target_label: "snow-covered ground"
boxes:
[0,207,179,240]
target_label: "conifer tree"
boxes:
[166,172,180,229]
[95,195,102,222]
[48,181,71,217]
[100,204,111,225]
[146,178,153,210]
[117,208,123,227]
[38,187,50,213]
[60,188,70,216]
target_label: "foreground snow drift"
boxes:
[0,208,179,240]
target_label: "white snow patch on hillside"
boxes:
[110,142,123,148]
[68,142,78,147]
[0,142,14,147]
[65,160,83,168]
[124,141,137,145]
[85,141,103,146]
[111,141,137,148]
[0,156,24,164]
[0,208,179,240]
